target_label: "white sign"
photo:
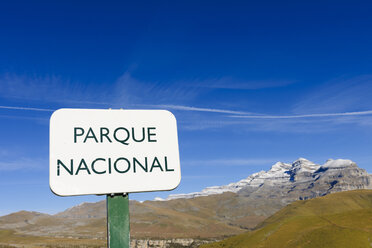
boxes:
[50,109,181,196]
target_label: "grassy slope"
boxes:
[131,194,245,238]
[201,190,372,248]
[0,229,105,248]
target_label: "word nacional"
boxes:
[57,156,173,176]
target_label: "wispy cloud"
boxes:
[112,73,202,106]
[0,180,45,186]
[0,114,50,123]
[3,102,372,120]
[0,73,111,107]
[0,105,53,122]
[140,104,253,115]
[0,105,54,112]
[177,113,372,133]
[181,175,229,179]
[3,102,372,133]
[185,77,296,90]
[2,72,371,134]
[229,110,372,119]
[183,158,283,167]
[145,102,372,132]
[0,158,47,171]
[293,75,372,114]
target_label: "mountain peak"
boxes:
[322,158,355,168]
[294,157,311,162]
[158,158,370,201]
[292,158,315,166]
[271,161,291,170]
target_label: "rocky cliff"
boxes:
[163,158,372,201]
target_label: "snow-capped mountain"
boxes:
[3,157,371,241]
[157,158,371,201]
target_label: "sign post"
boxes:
[49,109,181,248]
[107,194,130,248]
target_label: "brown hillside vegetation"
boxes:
[2,159,371,241]
[201,190,372,248]
[0,229,105,248]
[132,192,251,238]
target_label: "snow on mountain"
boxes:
[322,158,355,168]
[156,158,353,201]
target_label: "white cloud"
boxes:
[0,180,45,186]
[229,110,372,119]
[141,104,253,115]
[183,77,296,90]
[2,72,371,133]
[112,73,202,106]
[0,73,111,107]
[177,113,372,133]
[293,75,372,114]
[0,105,53,112]
[182,158,283,167]
[0,158,47,171]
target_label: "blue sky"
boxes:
[1,1,372,216]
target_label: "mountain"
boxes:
[0,158,371,244]
[200,189,372,248]
[161,158,371,201]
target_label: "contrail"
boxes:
[3,104,371,119]
[140,104,253,115]
[139,104,372,119]
[0,106,54,112]
[230,110,372,119]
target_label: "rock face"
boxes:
[237,158,372,204]
[163,158,372,202]
[0,158,371,241]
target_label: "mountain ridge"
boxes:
[158,158,371,201]
[0,157,371,241]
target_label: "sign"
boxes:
[49,109,181,196]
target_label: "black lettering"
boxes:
[57,159,73,175]
[100,128,112,143]
[75,159,91,175]
[114,128,130,145]
[133,157,148,173]
[114,158,130,173]
[132,127,145,143]
[92,158,106,174]
[74,127,84,143]
[108,158,112,174]
[147,127,157,142]
[150,157,163,172]
[164,157,174,171]
[84,128,98,143]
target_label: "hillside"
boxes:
[0,158,371,242]
[201,190,372,248]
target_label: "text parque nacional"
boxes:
[56,126,174,176]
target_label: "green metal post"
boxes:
[107,194,130,248]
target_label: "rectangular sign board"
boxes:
[50,109,181,196]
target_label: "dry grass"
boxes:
[201,190,372,248]
[0,229,105,248]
